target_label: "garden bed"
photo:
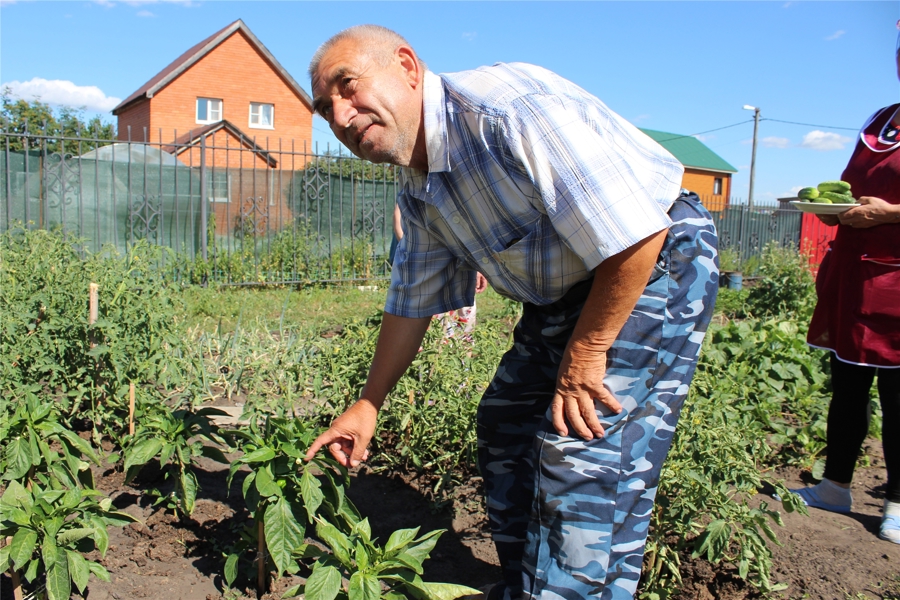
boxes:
[4,442,900,600]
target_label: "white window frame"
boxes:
[208,171,232,204]
[713,177,723,195]
[196,98,223,124]
[249,102,274,129]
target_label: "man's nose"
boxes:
[331,97,356,130]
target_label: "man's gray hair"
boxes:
[308,24,425,79]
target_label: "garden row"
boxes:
[1,226,852,599]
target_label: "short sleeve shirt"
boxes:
[386,64,684,318]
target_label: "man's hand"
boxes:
[475,272,489,294]
[551,345,621,440]
[838,196,900,228]
[305,399,378,467]
[549,229,667,440]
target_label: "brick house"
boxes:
[111,19,314,237]
[641,129,738,212]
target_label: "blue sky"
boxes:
[2,1,898,205]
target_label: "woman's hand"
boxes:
[816,214,840,226]
[838,196,900,228]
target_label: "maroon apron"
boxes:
[807,103,900,368]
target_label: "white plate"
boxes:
[790,201,860,215]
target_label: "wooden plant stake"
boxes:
[89,282,99,328]
[257,518,267,597]
[89,283,103,424]
[129,383,136,435]
[3,537,23,600]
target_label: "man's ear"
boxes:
[396,45,422,88]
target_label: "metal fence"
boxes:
[1,125,802,285]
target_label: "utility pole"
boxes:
[743,105,760,210]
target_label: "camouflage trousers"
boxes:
[476,194,719,600]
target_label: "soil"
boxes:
[4,440,900,600]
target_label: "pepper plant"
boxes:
[284,520,479,600]
[0,479,139,600]
[1,385,103,491]
[123,402,230,518]
[223,415,359,596]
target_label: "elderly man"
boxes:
[305,25,719,600]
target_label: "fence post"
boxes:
[200,135,208,262]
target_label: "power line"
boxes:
[653,120,754,143]
[761,118,858,131]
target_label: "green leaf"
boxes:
[178,468,198,516]
[316,521,353,566]
[242,446,277,463]
[45,550,71,600]
[123,438,164,473]
[263,496,306,575]
[304,563,342,600]
[4,437,33,480]
[57,528,96,546]
[348,572,381,600]
[88,560,111,582]
[354,518,372,543]
[57,428,101,464]
[66,549,90,594]
[692,519,731,562]
[0,544,9,570]
[8,528,38,570]
[255,465,282,498]
[91,516,110,557]
[404,529,445,564]
[1,480,32,510]
[355,540,369,571]
[300,468,324,522]
[42,537,60,569]
[224,553,239,587]
[417,582,482,600]
[385,527,420,555]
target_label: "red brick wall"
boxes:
[116,99,152,142]
[137,30,312,151]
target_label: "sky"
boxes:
[1,1,898,205]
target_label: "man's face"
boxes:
[312,39,419,166]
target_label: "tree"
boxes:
[1,87,116,154]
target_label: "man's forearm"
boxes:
[568,229,668,354]
[359,312,431,408]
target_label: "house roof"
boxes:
[112,19,312,115]
[161,120,278,167]
[640,128,738,174]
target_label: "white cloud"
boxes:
[762,136,790,149]
[825,30,845,41]
[136,9,154,16]
[2,78,122,113]
[801,130,852,151]
[693,134,715,143]
[93,0,198,6]
[462,32,477,41]
[631,114,650,123]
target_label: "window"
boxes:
[249,102,274,129]
[713,177,723,195]
[208,171,231,204]
[196,98,222,124]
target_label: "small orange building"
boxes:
[640,129,738,212]
[112,19,314,237]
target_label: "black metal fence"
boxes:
[1,126,799,285]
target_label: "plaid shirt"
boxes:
[386,64,683,318]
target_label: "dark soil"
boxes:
[4,440,900,600]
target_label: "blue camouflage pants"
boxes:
[476,194,718,600]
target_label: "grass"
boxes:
[180,283,518,335]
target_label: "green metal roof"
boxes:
[640,128,738,174]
